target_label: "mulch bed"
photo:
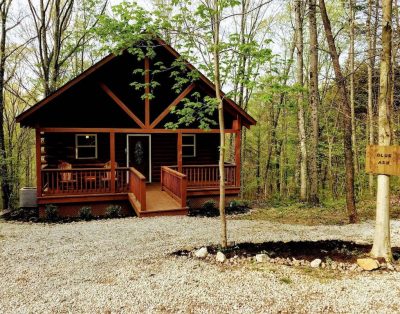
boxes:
[1,208,130,223]
[174,240,400,263]
[188,204,250,217]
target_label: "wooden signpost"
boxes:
[366,145,400,176]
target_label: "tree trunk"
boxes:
[0,1,11,210]
[295,0,308,202]
[256,122,262,196]
[367,0,379,195]
[319,0,357,223]
[238,0,248,198]
[371,0,393,261]
[390,0,398,144]
[349,0,358,176]
[308,0,319,204]
[280,108,288,197]
[212,0,227,248]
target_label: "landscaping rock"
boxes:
[357,258,379,271]
[194,247,208,259]
[216,252,226,263]
[255,254,269,263]
[349,264,358,272]
[310,259,322,268]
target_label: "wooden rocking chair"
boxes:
[58,161,77,192]
[101,161,118,189]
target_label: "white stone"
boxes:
[255,254,269,263]
[194,247,208,258]
[216,252,226,263]
[310,259,322,268]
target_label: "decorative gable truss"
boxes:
[17,38,256,130]
[98,56,198,130]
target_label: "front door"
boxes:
[127,135,151,182]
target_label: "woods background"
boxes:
[0,0,398,211]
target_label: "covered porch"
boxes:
[36,128,241,217]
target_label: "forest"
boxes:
[0,0,398,225]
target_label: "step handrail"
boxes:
[129,167,146,211]
[161,166,187,208]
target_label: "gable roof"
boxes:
[17,38,256,128]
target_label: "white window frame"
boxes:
[182,134,196,157]
[75,134,98,159]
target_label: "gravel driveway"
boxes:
[1,217,400,313]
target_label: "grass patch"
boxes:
[297,267,348,283]
[233,197,400,225]
[279,277,292,284]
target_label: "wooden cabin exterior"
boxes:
[17,38,256,217]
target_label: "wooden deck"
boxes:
[128,183,188,217]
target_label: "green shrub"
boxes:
[227,199,251,215]
[228,199,241,209]
[45,204,59,221]
[201,200,217,212]
[228,199,251,210]
[79,206,92,220]
[105,205,122,218]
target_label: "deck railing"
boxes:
[128,167,147,211]
[41,167,130,195]
[170,164,237,188]
[161,166,187,208]
[40,164,237,199]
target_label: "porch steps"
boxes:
[128,191,188,218]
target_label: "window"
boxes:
[75,134,97,159]
[182,134,196,157]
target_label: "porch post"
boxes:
[234,118,241,187]
[110,132,116,193]
[177,133,183,172]
[35,128,42,197]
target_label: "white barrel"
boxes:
[19,187,37,208]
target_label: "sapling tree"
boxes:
[95,0,271,248]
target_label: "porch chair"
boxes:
[101,161,118,190]
[58,161,77,192]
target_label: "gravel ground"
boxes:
[1,217,400,313]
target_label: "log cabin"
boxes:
[17,38,256,218]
